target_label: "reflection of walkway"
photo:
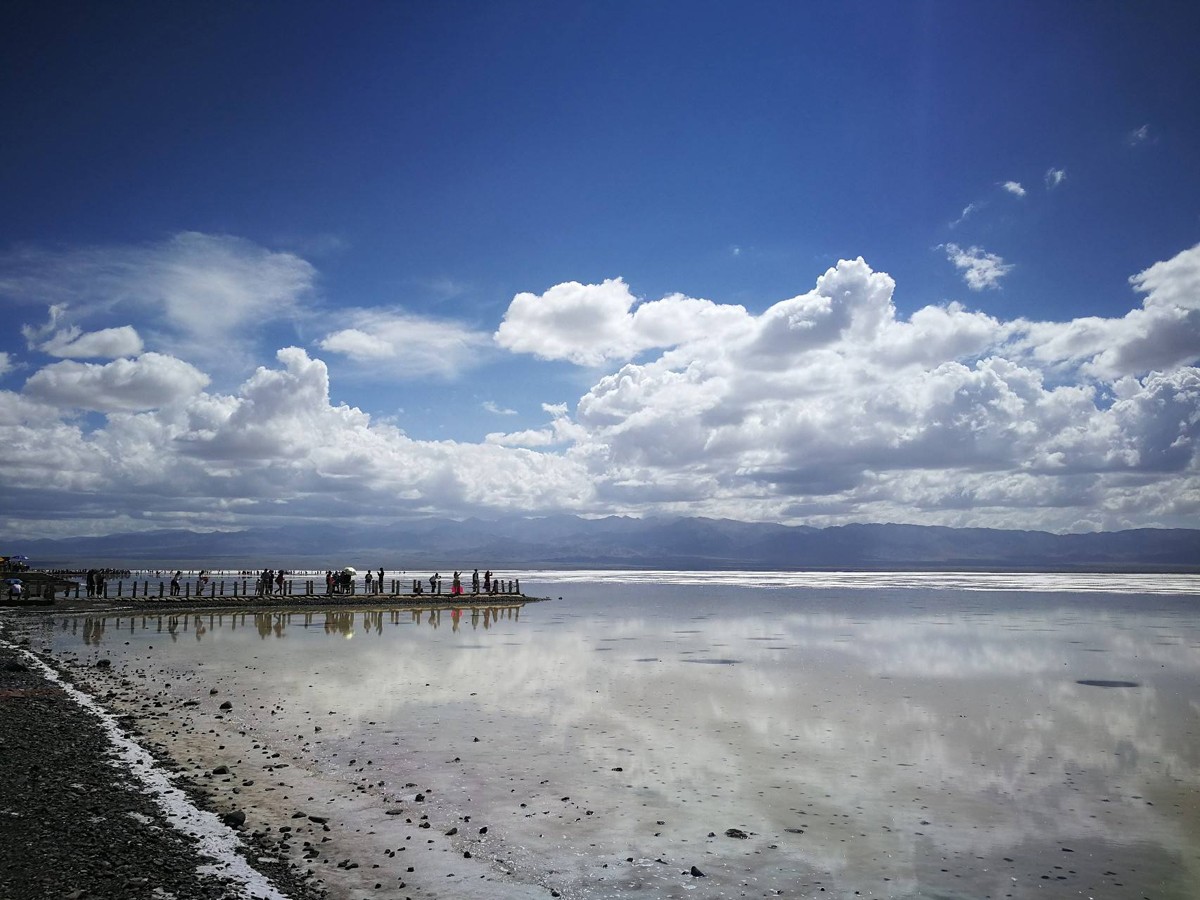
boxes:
[64,603,525,642]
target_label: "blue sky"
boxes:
[1,1,1198,539]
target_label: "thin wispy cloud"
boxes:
[949,202,979,229]
[1,233,316,374]
[1044,167,1067,189]
[318,308,493,379]
[1128,124,1151,146]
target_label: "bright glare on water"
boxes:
[35,572,1200,900]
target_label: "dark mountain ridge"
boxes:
[8,516,1199,572]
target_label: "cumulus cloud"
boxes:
[532,250,1200,529]
[318,308,492,378]
[1,347,595,537]
[1001,181,1026,197]
[941,243,1014,291]
[3,245,1200,538]
[1007,243,1200,379]
[482,401,517,416]
[494,277,747,365]
[1045,167,1066,189]
[23,352,210,412]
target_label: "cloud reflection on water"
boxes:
[53,583,1200,898]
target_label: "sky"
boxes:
[1,0,1199,541]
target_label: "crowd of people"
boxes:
[22,564,521,600]
[415,569,516,595]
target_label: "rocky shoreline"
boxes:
[0,628,325,900]
[0,596,551,900]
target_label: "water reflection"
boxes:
[66,603,526,644]
[46,586,1200,899]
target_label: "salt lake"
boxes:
[28,571,1200,899]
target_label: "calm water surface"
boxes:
[42,573,1200,899]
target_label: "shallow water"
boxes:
[32,573,1200,899]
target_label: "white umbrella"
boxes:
[342,567,357,575]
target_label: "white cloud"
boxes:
[482,401,517,416]
[317,328,393,360]
[38,325,144,359]
[1044,168,1066,189]
[941,243,1014,290]
[318,308,492,379]
[23,352,210,412]
[495,277,749,365]
[485,427,558,447]
[3,246,1200,538]
[1,347,595,538]
[0,233,316,368]
[1128,124,1151,146]
[1001,181,1026,197]
[1007,243,1200,379]
[0,352,10,377]
[949,202,979,228]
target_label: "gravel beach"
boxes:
[1,593,542,900]
[0,611,327,900]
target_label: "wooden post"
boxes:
[185,581,190,597]
[117,581,123,597]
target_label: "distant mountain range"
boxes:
[10,516,1200,572]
